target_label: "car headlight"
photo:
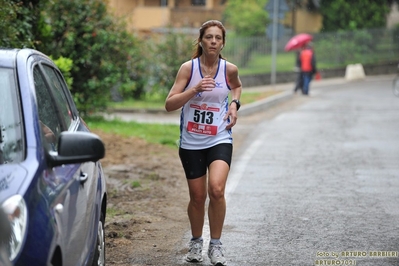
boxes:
[2,195,27,261]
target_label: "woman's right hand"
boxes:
[195,75,215,92]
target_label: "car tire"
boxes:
[91,212,105,266]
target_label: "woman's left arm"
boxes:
[224,62,242,130]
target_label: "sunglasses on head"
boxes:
[200,20,224,30]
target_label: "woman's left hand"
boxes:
[224,106,238,130]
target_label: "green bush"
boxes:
[145,31,195,99]
[51,56,73,88]
[39,0,142,116]
[0,0,47,48]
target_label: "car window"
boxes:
[41,64,74,129]
[34,67,62,151]
[0,68,24,164]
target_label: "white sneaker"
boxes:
[185,239,203,262]
[208,244,227,265]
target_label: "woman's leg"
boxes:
[207,160,229,239]
[187,175,207,238]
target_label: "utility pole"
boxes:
[291,0,297,35]
[271,0,279,87]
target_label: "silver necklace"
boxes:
[202,56,218,76]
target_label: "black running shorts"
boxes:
[178,143,233,179]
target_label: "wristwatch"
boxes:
[230,99,241,111]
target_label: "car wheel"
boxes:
[92,213,105,266]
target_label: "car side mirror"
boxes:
[49,131,105,167]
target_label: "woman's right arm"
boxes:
[165,61,215,112]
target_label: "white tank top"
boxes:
[179,57,232,150]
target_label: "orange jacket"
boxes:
[300,48,316,73]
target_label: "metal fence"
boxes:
[222,27,399,70]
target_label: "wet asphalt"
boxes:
[169,75,399,266]
[110,75,399,266]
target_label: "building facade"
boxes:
[107,0,227,33]
[106,0,325,34]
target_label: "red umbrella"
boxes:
[284,33,313,51]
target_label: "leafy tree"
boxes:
[223,0,269,36]
[0,0,18,47]
[39,0,143,115]
[117,42,149,101]
[222,0,269,67]
[320,0,391,31]
[51,56,74,88]
[0,0,47,48]
[148,31,195,98]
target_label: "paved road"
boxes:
[174,75,399,266]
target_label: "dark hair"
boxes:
[192,20,226,59]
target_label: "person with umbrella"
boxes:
[285,34,317,95]
[299,43,317,95]
[298,42,317,95]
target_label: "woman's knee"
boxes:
[190,191,207,206]
[188,175,207,204]
[208,186,225,201]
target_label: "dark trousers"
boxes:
[302,72,313,95]
[294,72,303,93]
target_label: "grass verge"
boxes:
[90,89,283,147]
[109,90,283,111]
[86,116,180,148]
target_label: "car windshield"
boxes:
[0,68,24,164]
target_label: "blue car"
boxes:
[0,208,12,266]
[0,48,107,266]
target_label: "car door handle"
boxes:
[79,172,88,184]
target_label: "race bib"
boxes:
[186,103,219,136]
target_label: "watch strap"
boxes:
[230,99,241,111]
